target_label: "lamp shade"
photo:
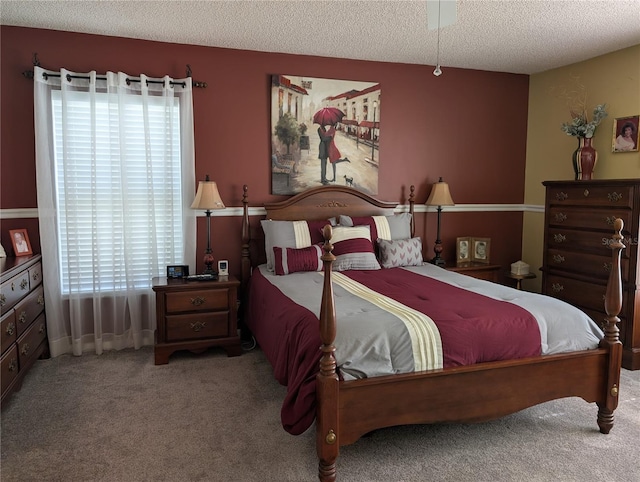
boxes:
[191,177,225,210]
[425,177,454,207]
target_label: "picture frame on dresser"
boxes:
[9,229,32,257]
[471,237,491,264]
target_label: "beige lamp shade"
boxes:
[425,177,455,206]
[191,177,225,210]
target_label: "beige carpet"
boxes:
[1,346,639,482]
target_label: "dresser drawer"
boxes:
[0,270,30,315]
[1,344,19,395]
[1,310,17,355]
[548,185,635,208]
[547,207,633,231]
[17,312,47,365]
[547,228,630,259]
[544,274,631,317]
[165,288,230,314]
[165,311,230,341]
[28,262,43,289]
[14,285,45,336]
[546,248,630,282]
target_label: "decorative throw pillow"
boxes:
[330,226,381,271]
[377,237,424,268]
[261,219,329,271]
[273,245,323,275]
[338,213,412,241]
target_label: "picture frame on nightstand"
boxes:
[471,237,491,264]
[456,237,471,263]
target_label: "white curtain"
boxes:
[34,67,196,356]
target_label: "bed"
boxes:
[239,184,624,482]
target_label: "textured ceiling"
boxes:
[2,0,640,74]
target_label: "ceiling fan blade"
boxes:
[427,0,457,30]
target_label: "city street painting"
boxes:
[271,75,380,195]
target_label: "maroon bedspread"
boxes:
[246,267,540,435]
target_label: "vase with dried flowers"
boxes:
[561,104,607,180]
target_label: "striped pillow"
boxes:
[261,219,328,271]
[273,245,323,275]
[338,213,412,241]
[330,226,381,271]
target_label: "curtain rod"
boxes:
[22,53,208,88]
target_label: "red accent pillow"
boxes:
[273,244,323,275]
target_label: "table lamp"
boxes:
[425,177,455,267]
[191,175,225,275]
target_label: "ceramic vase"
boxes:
[572,137,597,180]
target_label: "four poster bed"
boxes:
[239,184,624,482]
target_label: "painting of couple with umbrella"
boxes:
[271,74,381,195]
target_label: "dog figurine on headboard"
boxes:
[343,175,353,187]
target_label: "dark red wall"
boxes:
[1,26,529,279]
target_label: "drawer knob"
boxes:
[18,311,27,324]
[37,295,45,306]
[603,262,612,273]
[20,279,28,290]
[553,234,567,243]
[39,323,46,334]
[21,343,30,356]
[607,192,623,202]
[190,296,206,306]
[32,272,40,281]
[554,213,567,223]
[556,192,568,201]
[0,294,5,306]
[551,283,564,293]
[552,254,565,264]
[583,189,590,197]
[8,358,17,372]
[190,321,207,332]
[6,322,15,336]
[606,216,616,226]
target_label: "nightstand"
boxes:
[446,262,501,282]
[152,275,241,365]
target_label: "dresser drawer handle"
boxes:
[583,189,590,197]
[607,192,623,202]
[6,321,15,336]
[21,343,30,356]
[554,213,567,223]
[39,323,46,334]
[603,262,612,273]
[556,192,568,201]
[190,321,207,332]
[551,283,564,293]
[8,358,17,372]
[190,296,206,306]
[606,216,616,226]
[18,311,27,324]
[20,279,28,290]
[32,272,40,281]
[553,234,566,243]
[0,294,5,307]
[552,254,565,264]
[37,295,45,306]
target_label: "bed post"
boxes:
[241,185,251,298]
[317,225,339,482]
[409,185,415,238]
[597,218,624,434]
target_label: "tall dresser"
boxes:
[1,254,48,406]
[542,179,639,370]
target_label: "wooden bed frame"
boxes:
[240,184,624,482]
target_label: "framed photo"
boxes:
[9,229,33,257]
[471,237,491,264]
[612,115,639,152]
[456,237,471,263]
[166,264,189,279]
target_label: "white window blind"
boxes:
[51,90,183,294]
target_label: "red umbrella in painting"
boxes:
[313,107,346,126]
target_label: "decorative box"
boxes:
[511,260,530,276]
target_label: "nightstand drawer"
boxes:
[1,345,19,395]
[166,312,230,341]
[165,288,229,314]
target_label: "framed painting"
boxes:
[612,115,639,152]
[270,74,380,195]
[9,228,33,257]
[471,237,491,264]
[456,237,471,263]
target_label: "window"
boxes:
[51,90,184,294]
